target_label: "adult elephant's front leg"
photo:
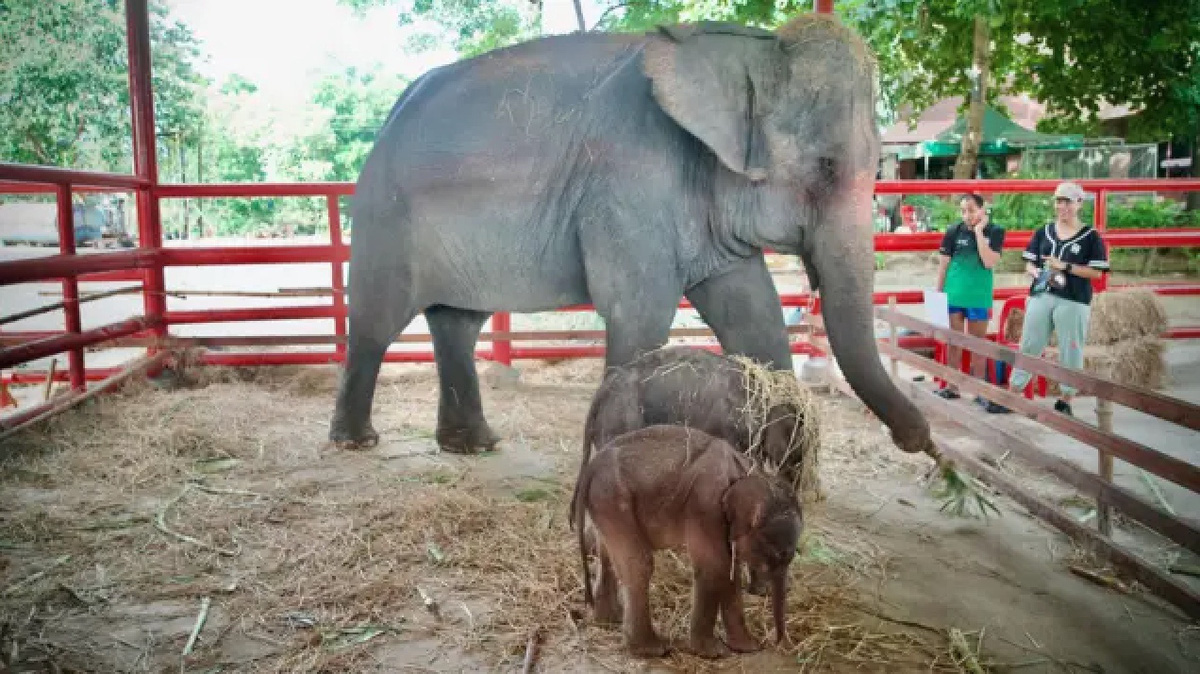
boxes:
[685,256,792,370]
[426,305,501,454]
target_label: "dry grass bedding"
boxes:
[0,361,976,672]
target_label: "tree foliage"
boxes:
[603,0,1200,146]
[0,0,208,171]
[289,67,408,182]
[341,0,543,58]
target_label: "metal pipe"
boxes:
[54,184,86,390]
[492,312,512,365]
[327,196,348,361]
[875,178,1200,194]
[125,0,167,371]
[0,249,159,285]
[147,177,1200,200]
[0,162,149,189]
[157,245,349,266]
[164,306,341,324]
[154,182,353,198]
[1095,188,1109,292]
[0,317,152,370]
[3,369,118,385]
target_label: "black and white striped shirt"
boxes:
[1022,222,1110,305]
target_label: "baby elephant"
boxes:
[582,346,817,495]
[572,425,802,658]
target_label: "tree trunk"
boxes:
[572,0,586,31]
[1188,131,1200,212]
[177,132,189,240]
[953,15,991,179]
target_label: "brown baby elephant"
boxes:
[581,346,817,495]
[572,425,802,658]
[575,345,818,596]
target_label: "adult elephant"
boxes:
[329,14,934,459]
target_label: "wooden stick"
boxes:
[521,627,542,674]
[0,351,171,443]
[42,358,57,401]
[1137,469,1177,516]
[1096,398,1114,536]
[153,485,239,557]
[1069,565,1131,594]
[1,284,142,326]
[182,596,211,656]
[888,295,899,379]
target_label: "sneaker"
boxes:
[935,388,960,400]
[1054,399,1073,416]
[983,401,1011,414]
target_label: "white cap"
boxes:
[1054,181,1086,202]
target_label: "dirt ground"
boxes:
[2,357,1198,673]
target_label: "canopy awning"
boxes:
[892,105,1084,159]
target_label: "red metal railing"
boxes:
[1,0,1199,426]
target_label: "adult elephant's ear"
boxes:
[644,23,777,182]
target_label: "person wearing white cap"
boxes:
[993,181,1110,416]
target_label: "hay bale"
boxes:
[1085,336,1167,389]
[1087,289,1169,345]
[1001,289,1167,347]
[1046,336,1167,397]
[730,355,824,504]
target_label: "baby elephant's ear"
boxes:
[643,25,777,182]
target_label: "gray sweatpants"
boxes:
[1009,293,1091,396]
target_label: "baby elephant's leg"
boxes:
[592,535,622,625]
[686,529,761,658]
[600,524,666,657]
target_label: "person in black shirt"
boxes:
[996,182,1110,416]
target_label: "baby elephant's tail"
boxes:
[568,401,601,529]
[574,466,595,607]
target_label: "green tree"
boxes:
[0,0,208,172]
[340,0,543,58]
[601,1,1200,181]
[288,67,408,182]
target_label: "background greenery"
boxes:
[2,0,1197,257]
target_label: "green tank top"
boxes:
[941,223,1006,309]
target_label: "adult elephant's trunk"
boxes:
[805,172,934,456]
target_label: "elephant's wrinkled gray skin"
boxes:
[572,425,801,657]
[329,13,934,459]
[572,345,812,596]
[577,346,811,487]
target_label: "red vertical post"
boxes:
[1094,188,1109,292]
[327,195,348,361]
[125,0,167,353]
[55,184,86,391]
[492,312,512,366]
[815,0,834,13]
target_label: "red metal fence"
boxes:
[2,0,1200,430]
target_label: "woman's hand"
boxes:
[1046,258,1067,271]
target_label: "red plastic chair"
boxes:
[995,295,1048,399]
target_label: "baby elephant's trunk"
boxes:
[771,568,788,643]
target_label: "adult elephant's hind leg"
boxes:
[331,304,417,449]
[426,305,501,454]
